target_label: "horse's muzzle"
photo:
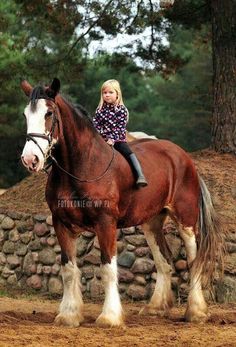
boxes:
[21,154,40,172]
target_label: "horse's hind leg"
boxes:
[179,226,208,322]
[140,212,173,317]
[53,217,83,327]
[172,190,208,322]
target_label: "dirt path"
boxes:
[0,297,235,347]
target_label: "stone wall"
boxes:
[0,211,235,302]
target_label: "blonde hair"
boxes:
[98,79,125,109]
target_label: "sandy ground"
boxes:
[0,297,235,347]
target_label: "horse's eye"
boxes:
[45,111,53,119]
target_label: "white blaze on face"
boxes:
[22,99,49,172]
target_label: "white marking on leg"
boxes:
[55,261,83,327]
[180,226,208,321]
[179,226,197,264]
[96,256,123,326]
[141,226,173,315]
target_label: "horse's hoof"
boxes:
[54,312,84,327]
[139,305,169,317]
[96,313,124,327]
[185,310,209,323]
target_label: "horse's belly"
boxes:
[117,185,168,227]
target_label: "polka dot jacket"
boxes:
[93,102,128,142]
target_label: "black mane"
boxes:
[30,86,50,111]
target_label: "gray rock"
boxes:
[0,230,4,243]
[224,253,236,275]
[51,264,60,275]
[77,237,89,257]
[131,258,155,274]
[32,252,39,262]
[1,217,15,230]
[134,275,146,285]
[165,234,182,260]
[46,215,53,226]
[118,251,136,268]
[7,274,18,285]
[127,284,148,300]
[29,238,42,251]
[20,231,33,244]
[82,266,94,279]
[54,245,61,253]
[37,264,43,274]
[23,253,35,276]
[118,268,134,283]
[89,278,104,299]
[17,220,34,233]
[127,244,136,251]
[226,232,236,243]
[0,252,6,265]
[82,231,95,238]
[9,229,20,242]
[47,236,56,247]
[215,276,236,303]
[175,260,187,271]
[1,266,15,278]
[125,235,147,247]
[226,242,236,253]
[34,222,49,237]
[121,227,136,235]
[0,214,5,223]
[26,274,42,289]
[40,237,48,245]
[83,248,101,265]
[2,241,15,254]
[34,214,47,222]
[7,211,22,220]
[43,266,51,274]
[7,255,21,269]
[48,277,63,295]
[117,241,124,253]
[38,248,56,265]
[135,247,151,257]
[93,236,100,249]
[30,264,37,274]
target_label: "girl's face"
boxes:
[102,86,118,104]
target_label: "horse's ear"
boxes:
[48,78,60,98]
[21,79,33,97]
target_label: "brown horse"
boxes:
[21,78,224,327]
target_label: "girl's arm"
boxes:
[108,105,128,142]
[92,109,102,130]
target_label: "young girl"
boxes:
[93,79,148,188]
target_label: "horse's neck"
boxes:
[55,96,110,173]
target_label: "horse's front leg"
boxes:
[95,217,123,327]
[53,217,84,327]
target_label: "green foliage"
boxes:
[0,0,213,187]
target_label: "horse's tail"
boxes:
[193,175,226,287]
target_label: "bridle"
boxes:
[26,98,115,182]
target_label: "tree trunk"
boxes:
[211,0,236,153]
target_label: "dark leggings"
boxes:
[114,142,133,160]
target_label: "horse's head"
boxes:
[21,78,60,172]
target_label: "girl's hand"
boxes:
[107,138,114,146]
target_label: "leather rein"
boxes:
[26,99,115,183]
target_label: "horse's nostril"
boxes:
[34,155,39,163]
[21,156,27,166]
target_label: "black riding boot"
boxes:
[129,153,148,188]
